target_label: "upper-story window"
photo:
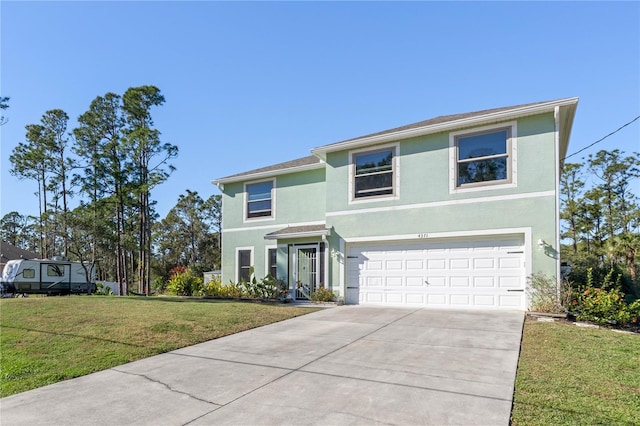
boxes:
[246,180,274,219]
[352,147,396,199]
[452,124,516,190]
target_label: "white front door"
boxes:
[347,236,526,309]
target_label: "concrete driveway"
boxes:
[1,306,524,425]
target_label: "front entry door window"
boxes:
[295,246,318,300]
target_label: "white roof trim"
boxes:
[212,161,325,186]
[312,97,579,157]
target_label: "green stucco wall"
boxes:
[220,112,561,295]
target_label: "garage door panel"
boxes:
[426,276,446,287]
[385,260,403,270]
[428,259,446,270]
[499,276,523,288]
[473,276,495,288]
[406,259,425,270]
[450,294,471,306]
[450,258,470,269]
[450,276,470,287]
[367,260,383,270]
[474,295,496,306]
[474,258,495,269]
[386,277,402,287]
[499,257,521,269]
[499,294,523,307]
[406,276,425,287]
[365,292,384,303]
[427,294,447,305]
[385,293,403,304]
[400,294,419,304]
[365,276,383,287]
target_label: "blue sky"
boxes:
[1,1,639,220]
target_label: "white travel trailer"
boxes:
[1,257,96,296]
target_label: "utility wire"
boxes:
[563,115,640,161]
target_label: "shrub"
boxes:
[202,278,240,298]
[310,285,335,302]
[629,299,640,325]
[151,276,168,294]
[165,269,203,296]
[202,276,287,300]
[573,287,631,326]
[564,267,639,327]
[94,282,114,296]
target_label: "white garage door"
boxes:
[346,236,526,309]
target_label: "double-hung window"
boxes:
[455,126,512,188]
[246,180,273,219]
[353,147,396,199]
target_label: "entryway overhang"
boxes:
[264,224,331,240]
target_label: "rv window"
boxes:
[23,269,35,279]
[47,265,64,277]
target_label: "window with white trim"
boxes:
[237,249,252,282]
[352,148,395,199]
[246,180,273,219]
[455,127,511,188]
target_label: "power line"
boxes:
[563,115,640,161]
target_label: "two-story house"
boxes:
[213,98,578,310]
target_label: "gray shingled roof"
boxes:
[264,224,330,240]
[1,241,41,268]
[330,99,560,146]
[216,155,321,182]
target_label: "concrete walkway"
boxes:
[1,306,524,425]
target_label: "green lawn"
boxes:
[511,319,640,425]
[0,296,318,397]
[2,298,639,424]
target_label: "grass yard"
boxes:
[511,319,640,425]
[0,296,318,397]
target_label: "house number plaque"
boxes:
[418,233,428,238]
